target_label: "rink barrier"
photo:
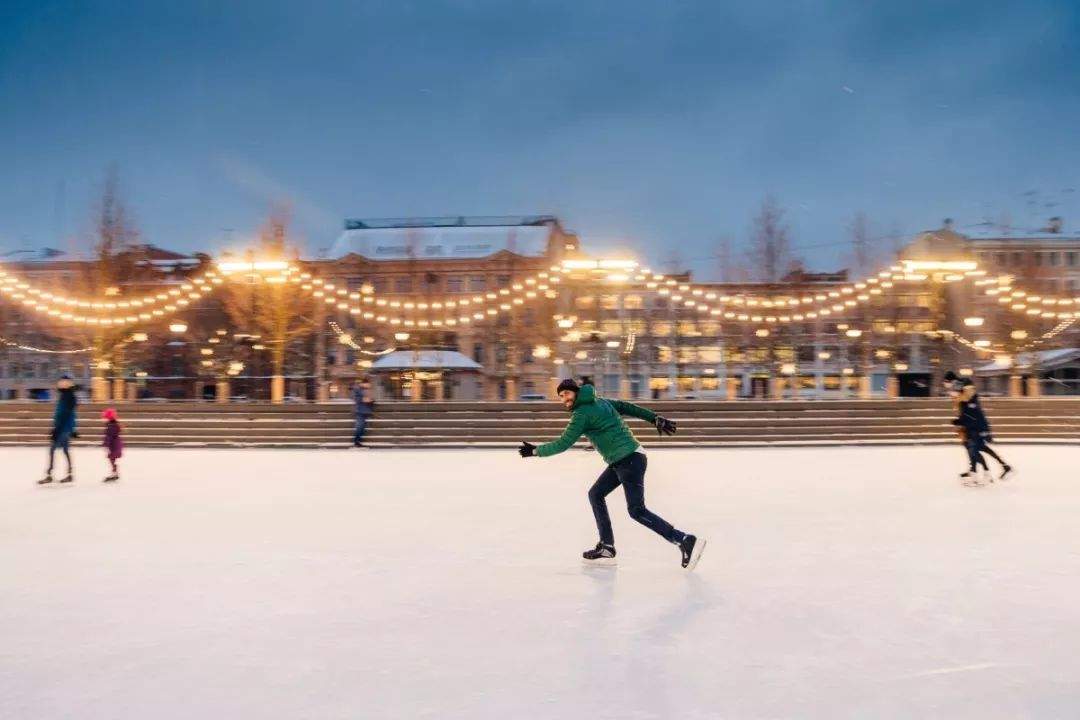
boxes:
[0,399,1077,448]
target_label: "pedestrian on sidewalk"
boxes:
[353,379,375,447]
[39,375,78,485]
[101,407,123,482]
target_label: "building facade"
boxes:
[2,217,1078,402]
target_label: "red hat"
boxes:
[102,408,118,421]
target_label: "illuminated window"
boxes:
[678,321,699,336]
[678,346,697,363]
[575,296,595,309]
[623,295,644,309]
[651,321,672,337]
[699,346,722,363]
[601,295,620,310]
[701,377,720,391]
[677,376,695,392]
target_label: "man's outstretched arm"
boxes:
[609,399,657,423]
[533,413,588,458]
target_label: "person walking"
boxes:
[353,379,375,447]
[944,370,1013,484]
[101,407,123,482]
[39,374,78,485]
[518,378,705,570]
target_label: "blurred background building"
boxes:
[2,216,1078,401]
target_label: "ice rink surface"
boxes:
[2,444,1080,719]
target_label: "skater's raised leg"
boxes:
[614,453,685,544]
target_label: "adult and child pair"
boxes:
[37,375,124,485]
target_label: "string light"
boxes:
[0,336,93,354]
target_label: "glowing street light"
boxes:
[533,345,552,359]
[963,317,985,327]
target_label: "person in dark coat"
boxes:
[944,370,1012,484]
[353,380,375,447]
[39,375,78,484]
[101,407,123,482]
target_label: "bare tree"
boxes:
[849,212,870,278]
[748,195,798,282]
[220,210,315,402]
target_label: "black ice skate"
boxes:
[1000,465,1014,481]
[37,474,54,485]
[58,474,73,484]
[103,474,118,483]
[582,542,616,565]
[679,535,706,570]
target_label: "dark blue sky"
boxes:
[2,0,1078,277]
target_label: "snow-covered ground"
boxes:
[2,445,1079,719]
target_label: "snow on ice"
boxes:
[2,445,1079,719]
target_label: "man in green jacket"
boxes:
[519,379,705,570]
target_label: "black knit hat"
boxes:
[556,378,580,395]
[943,371,957,382]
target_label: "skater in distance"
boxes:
[518,378,705,570]
[944,370,1012,485]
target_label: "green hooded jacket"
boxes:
[536,384,657,465]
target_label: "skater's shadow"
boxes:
[622,574,720,715]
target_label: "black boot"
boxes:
[582,542,616,564]
[679,535,706,570]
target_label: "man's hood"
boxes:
[573,383,596,409]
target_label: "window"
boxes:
[394,277,413,293]
[1012,252,1023,267]
[677,346,697,363]
[472,343,484,364]
[1066,252,1078,267]
[496,275,510,288]
[699,346,722,363]
[623,295,644,310]
[469,275,487,291]
[678,321,699,336]
[447,276,464,292]
[1050,252,1061,267]
[372,278,388,293]
[653,296,668,309]
[575,296,595,309]
[494,344,508,364]
[651,321,672,337]
[995,252,1006,266]
[346,276,366,290]
[600,295,620,310]
[701,377,720,391]
[1035,252,1044,267]
[601,320,622,335]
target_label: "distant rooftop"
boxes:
[344,215,558,230]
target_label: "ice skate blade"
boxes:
[582,557,617,567]
[686,537,707,571]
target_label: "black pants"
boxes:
[588,452,684,546]
[966,434,1006,471]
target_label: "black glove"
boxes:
[518,441,536,458]
[655,416,677,436]
[71,431,79,439]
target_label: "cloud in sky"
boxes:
[1,0,1078,276]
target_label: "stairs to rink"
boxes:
[0,398,1077,449]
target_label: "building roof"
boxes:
[977,347,1080,374]
[344,215,558,230]
[328,221,554,261]
[369,350,483,372]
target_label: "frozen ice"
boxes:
[2,445,1080,719]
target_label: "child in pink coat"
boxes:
[102,408,123,482]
